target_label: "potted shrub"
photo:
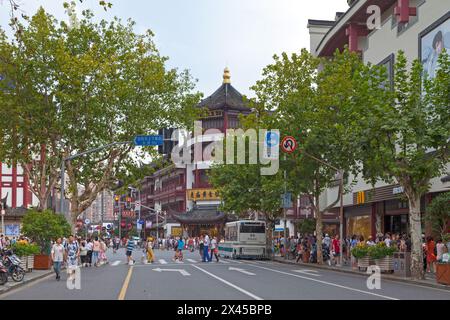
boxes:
[351,243,369,270]
[21,209,71,270]
[26,243,40,272]
[369,242,396,273]
[10,242,29,270]
[11,242,40,272]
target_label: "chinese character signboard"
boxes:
[121,210,136,218]
[187,189,220,201]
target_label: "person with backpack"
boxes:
[177,237,185,262]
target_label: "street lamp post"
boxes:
[1,203,5,236]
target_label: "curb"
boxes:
[0,270,54,296]
[272,258,450,291]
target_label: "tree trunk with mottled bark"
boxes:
[407,193,424,280]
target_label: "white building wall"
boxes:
[316,0,450,209]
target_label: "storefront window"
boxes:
[346,215,371,240]
[384,214,409,235]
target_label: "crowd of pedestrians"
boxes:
[273,231,450,271]
[50,235,110,281]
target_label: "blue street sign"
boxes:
[138,219,145,225]
[266,131,279,147]
[281,192,292,208]
[134,135,163,146]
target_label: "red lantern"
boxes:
[121,222,126,227]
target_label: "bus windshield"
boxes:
[239,224,265,234]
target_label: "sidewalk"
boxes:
[0,269,54,295]
[273,256,450,291]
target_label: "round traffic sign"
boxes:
[281,136,297,153]
[85,218,90,224]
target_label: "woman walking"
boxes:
[426,236,436,273]
[92,237,101,267]
[80,240,88,267]
[210,237,219,262]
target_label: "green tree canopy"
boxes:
[21,209,72,254]
[0,7,201,225]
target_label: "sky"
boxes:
[0,0,349,97]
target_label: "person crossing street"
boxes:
[203,233,210,262]
[126,237,135,265]
[146,237,155,264]
[210,236,219,262]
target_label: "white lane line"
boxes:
[159,259,167,265]
[187,259,197,263]
[111,260,121,266]
[292,269,321,277]
[191,264,263,300]
[246,262,398,300]
[228,267,256,275]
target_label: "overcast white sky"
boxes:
[0,0,349,97]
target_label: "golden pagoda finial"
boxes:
[223,67,231,84]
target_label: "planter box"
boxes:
[18,256,27,270]
[436,263,450,285]
[34,254,52,270]
[27,255,34,272]
[375,256,394,273]
[357,256,370,269]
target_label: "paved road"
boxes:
[1,248,449,300]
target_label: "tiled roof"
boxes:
[174,205,226,224]
[197,83,250,112]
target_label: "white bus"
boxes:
[218,220,267,259]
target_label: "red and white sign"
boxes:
[281,136,297,153]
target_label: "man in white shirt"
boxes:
[384,234,391,247]
[203,234,210,262]
[51,238,65,281]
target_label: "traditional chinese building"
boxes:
[139,68,253,238]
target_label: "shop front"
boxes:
[383,199,409,235]
[345,204,372,240]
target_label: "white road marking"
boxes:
[246,262,399,300]
[192,264,263,300]
[228,267,256,275]
[152,268,191,276]
[111,260,121,266]
[158,259,167,265]
[187,259,197,263]
[292,269,321,277]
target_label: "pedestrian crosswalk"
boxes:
[109,258,240,266]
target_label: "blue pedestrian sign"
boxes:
[134,135,163,146]
[281,192,292,208]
